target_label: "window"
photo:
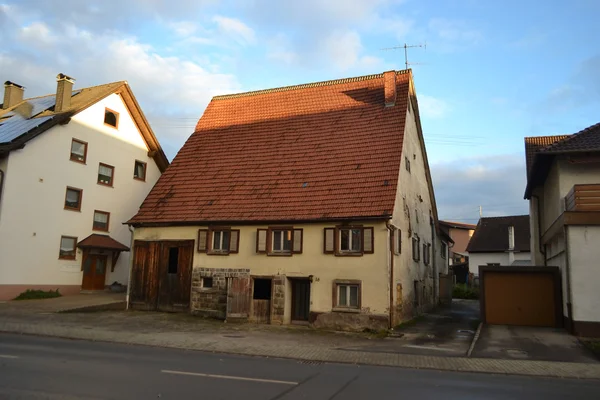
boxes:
[423,243,430,266]
[412,236,420,261]
[104,108,119,128]
[198,228,239,254]
[323,226,374,255]
[253,278,272,300]
[334,281,360,309]
[64,187,82,211]
[256,227,303,255]
[59,236,77,259]
[202,277,213,288]
[97,163,114,186]
[134,160,147,181]
[394,228,402,255]
[168,247,179,274]
[441,242,447,259]
[93,210,110,232]
[405,156,411,172]
[70,139,87,163]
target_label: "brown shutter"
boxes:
[197,229,208,252]
[292,229,303,254]
[256,229,267,253]
[229,229,240,253]
[363,227,374,254]
[324,228,335,254]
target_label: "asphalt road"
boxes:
[0,333,599,399]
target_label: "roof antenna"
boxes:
[381,43,427,70]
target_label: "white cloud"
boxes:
[168,21,198,37]
[212,15,256,45]
[418,94,450,119]
[428,18,483,52]
[267,33,298,65]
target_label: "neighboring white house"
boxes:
[525,124,600,337]
[0,74,168,300]
[466,215,531,276]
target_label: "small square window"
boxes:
[59,236,77,260]
[134,160,147,181]
[394,228,402,255]
[337,284,359,309]
[340,228,362,253]
[272,229,292,253]
[412,236,420,262]
[212,230,230,252]
[64,187,82,211]
[202,277,213,288]
[104,108,119,128]
[97,163,114,186]
[93,210,110,232]
[70,139,87,163]
[168,247,179,274]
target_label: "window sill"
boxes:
[133,177,146,182]
[332,307,360,314]
[92,228,109,233]
[267,252,293,257]
[64,207,82,212]
[206,251,230,256]
[335,252,363,257]
[69,159,86,165]
[97,182,114,188]
[59,256,76,261]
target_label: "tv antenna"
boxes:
[381,43,427,70]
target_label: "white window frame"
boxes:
[339,228,362,253]
[272,229,292,253]
[212,230,230,252]
[337,284,360,309]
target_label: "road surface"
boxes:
[0,333,598,399]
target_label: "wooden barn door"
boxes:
[129,241,160,310]
[157,241,194,312]
[227,277,251,320]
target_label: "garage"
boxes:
[479,266,563,328]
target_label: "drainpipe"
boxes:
[430,217,437,305]
[532,195,546,265]
[0,168,4,220]
[563,226,574,332]
[386,221,394,329]
[125,225,135,310]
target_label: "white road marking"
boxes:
[0,355,19,359]
[161,369,298,385]
[401,344,458,352]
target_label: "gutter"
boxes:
[564,225,574,332]
[532,195,546,264]
[386,221,394,329]
[0,168,4,218]
[125,225,135,310]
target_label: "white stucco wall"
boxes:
[568,226,600,323]
[134,222,390,323]
[546,230,568,315]
[468,252,531,275]
[0,93,161,295]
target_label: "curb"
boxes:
[467,322,483,357]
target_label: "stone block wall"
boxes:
[271,276,286,324]
[191,267,250,319]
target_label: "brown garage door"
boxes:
[481,267,561,328]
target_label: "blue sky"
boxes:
[1,0,599,222]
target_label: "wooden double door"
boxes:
[82,254,107,291]
[129,240,194,312]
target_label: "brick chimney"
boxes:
[2,81,25,110]
[55,73,75,112]
[383,70,397,107]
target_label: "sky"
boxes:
[1,0,599,224]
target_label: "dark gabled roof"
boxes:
[439,220,477,230]
[77,234,130,251]
[0,80,169,171]
[466,215,530,253]
[524,135,569,176]
[524,122,600,199]
[129,70,415,225]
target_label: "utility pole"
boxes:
[381,43,427,70]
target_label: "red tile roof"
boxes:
[524,135,569,176]
[129,70,412,224]
[439,220,477,230]
[77,234,130,251]
[466,215,530,253]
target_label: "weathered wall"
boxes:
[568,226,600,324]
[134,221,390,329]
[468,252,531,275]
[0,93,162,299]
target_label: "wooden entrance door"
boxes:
[291,279,310,322]
[82,254,108,291]
[157,241,194,312]
[227,277,251,320]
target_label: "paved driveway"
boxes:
[472,325,598,363]
[0,292,125,314]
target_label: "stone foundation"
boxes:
[311,311,389,332]
[271,276,286,324]
[191,267,250,319]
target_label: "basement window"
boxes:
[335,282,360,309]
[104,108,119,128]
[202,277,213,288]
[168,247,179,274]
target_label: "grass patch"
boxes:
[393,315,425,330]
[453,284,479,300]
[14,289,61,301]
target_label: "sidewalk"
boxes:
[1,310,599,380]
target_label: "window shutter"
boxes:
[256,229,267,253]
[197,229,208,252]
[363,227,374,254]
[229,229,240,253]
[292,229,303,254]
[324,228,335,254]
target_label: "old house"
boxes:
[0,74,168,300]
[466,215,531,276]
[127,69,445,330]
[439,220,476,264]
[525,123,600,337]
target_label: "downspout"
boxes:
[431,217,437,305]
[125,225,135,310]
[0,168,4,220]
[531,195,546,265]
[386,221,394,329]
[564,225,574,332]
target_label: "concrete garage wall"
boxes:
[0,93,161,300]
[568,226,600,325]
